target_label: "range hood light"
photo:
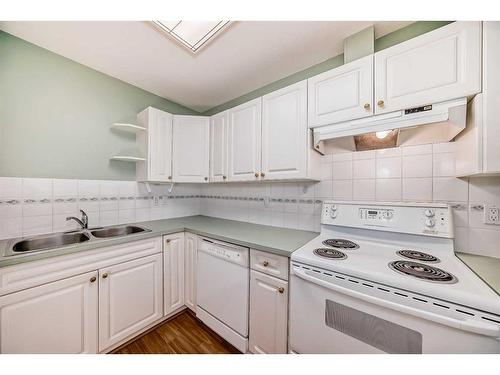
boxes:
[375,130,392,139]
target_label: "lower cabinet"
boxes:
[164,233,185,316]
[0,271,98,354]
[184,232,198,312]
[98,253,163,351]
[248,270,288,354]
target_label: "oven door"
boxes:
[289,266,500,354]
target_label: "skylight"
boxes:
[152,21,231,53]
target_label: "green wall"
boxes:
[202,21,452,116]
[0,30,197,181]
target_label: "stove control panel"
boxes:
[321,201,453,238]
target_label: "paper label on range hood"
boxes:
[404,105,432,115]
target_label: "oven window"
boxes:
[325,300,422,354]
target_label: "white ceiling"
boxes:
[0,21,412,112]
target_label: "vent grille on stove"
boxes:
[291,262,500,326]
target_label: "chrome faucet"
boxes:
[66,209,89,230]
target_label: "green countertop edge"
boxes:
[0,216,319,269]
[456,252,500,295]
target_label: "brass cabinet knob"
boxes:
[168,176,172,180]
[204,177,208,181]
[166,239,171,243]
[223,175,227,180]
[263,260,269,267]
[102,273,108,279]
[90,276,96,283]
[377,100,385,107]
[278,287,285,294]
[254,172,259,178]
[363,103,371,110]
[260,172,265,177]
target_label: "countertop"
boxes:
[0,215,319,269]
[457,252,500,295]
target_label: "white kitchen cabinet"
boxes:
[173,115,210,183]
[455,22,500,176]
[308,55,373,127]
[184,232,198,312]
[374,21,481,114]
[210,111,229,182]
[164,233,185,316]
[0,271,98,354]
[249,270,288,354]
[227,98,262,181]
[136,107,173,182]
[262,80,308,180]
[98,253,163,351]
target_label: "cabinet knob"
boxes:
[168,176,172,180]
[262,260,269,267]
[223,175,227,180]
[254,172,259,178]
[90,276,96,283]
[204,177,208,181]
[102,273,108,279]
[166,239,171,243]
[278,287,285,294]
[260,172,265,178]
[363,103,371,110]
[377,100,385,107]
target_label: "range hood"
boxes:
[312,98,467,153]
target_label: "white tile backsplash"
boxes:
[2,142,500,259]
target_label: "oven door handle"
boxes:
[293,268,500,338]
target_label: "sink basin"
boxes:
[90,225,150,238]
[12,232,91,253]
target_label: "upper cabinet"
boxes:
[308,55,373,127]
[262,81,308,180]
[455,22,500,176]
[210,111,229,182]
[172,115,210,183]
[374,21,482,114]
[227,98,263,182]
[136,107,173,182]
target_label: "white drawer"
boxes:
[250,249,288,281]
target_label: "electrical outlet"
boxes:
[153,196,159,206]
[484,205,500,225]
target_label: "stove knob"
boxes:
[424,209,435,217]
[330,211,338,219]
[425,218,435,227]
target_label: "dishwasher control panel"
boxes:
[198,238,249,266]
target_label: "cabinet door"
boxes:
[184,232,197,312]
[249,270,288,354]
[0,271,98,354]
[164,233,185,316]
[137,107,173,182]
[262,80,308,180]
[374,21,481,114]
[227,98,262,181]
[98,254,163,351]
[210,111,229,182]
[308,55,373,127]
[172,115,210,183]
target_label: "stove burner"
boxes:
[389,260,457,283]
[313,248,347,260]
[397,250,440,263]
[322,239,359,250]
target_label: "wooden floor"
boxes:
[113,311,240,354]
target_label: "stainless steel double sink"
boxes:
[3,225,151,257]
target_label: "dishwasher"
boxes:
[196,237,249,353]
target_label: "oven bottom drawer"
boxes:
[289,274,500,354]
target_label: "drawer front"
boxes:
[250,249,288,281]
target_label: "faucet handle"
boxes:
[80,209,89,228]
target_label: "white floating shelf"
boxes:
[111,155,146,162]
[111,123,146,133]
